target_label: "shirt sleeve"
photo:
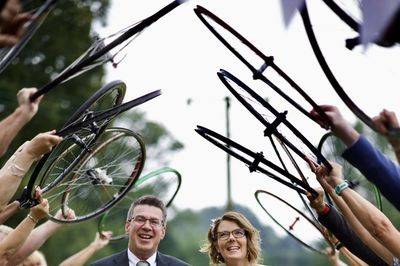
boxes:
[318,205,388,266]
[342,135,400,211]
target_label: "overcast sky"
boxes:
[95,0,400,242]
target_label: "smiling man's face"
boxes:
[125,204,166,260]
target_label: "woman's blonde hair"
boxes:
[200,211,261,265]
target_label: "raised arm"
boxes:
[8,208,76,265]
[340,247,368,266]
[372,109,400,164]
[311,105,400,211]
[310,105,359,147]
[0,88,43,156]
[0,190,48,264]
[320,162,400,259]
[0,131,62,211]
[309,162,393,265]
[59,231,112,266]
[0,201,20,225]
[306,187,388,266]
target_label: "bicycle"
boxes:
[18,80,162,223]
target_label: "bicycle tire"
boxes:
[195,125,318,197]
[30,0,186,101]
[21,87,161,208]
[43,127,146,223]
[321,0,359,31]
[194,5,331,126]
[317,132,383,211]
[255,189,334,255]
[98,167,182,240]
[217,69,332,172]
[272,137,320,224]
[58,89,162,137]
[63,80,126,126]
[300,3,400,136]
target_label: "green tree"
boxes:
[0,1,184,265]
[0,0,110,162]
[0,1,111,264]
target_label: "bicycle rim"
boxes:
[195,125,316,196]
[255,189,334,255]
[218,69,331,172]
[194,5,330,126]
[317,132,383,210]
[63,80,126,127]
[42,128,146,223]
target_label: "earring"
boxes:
[217,252,223,262]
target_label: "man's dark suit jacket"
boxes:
[91,250,190,266]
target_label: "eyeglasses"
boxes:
[216,228,246,241]
[129,215,164,228]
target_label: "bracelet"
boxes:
[335,241,344,250]
[321,204,330,216]
[27,214,38,224]
[335,181,349,196]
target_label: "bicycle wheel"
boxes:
[317,132,383,210]
[218,69,331,172]
[272,136,320,224]
[195,125,317,197]
[42,128,146,223]
[63,80,126,126]
[20,89,161,210]
[58,89,162,138]
[194,5,331,127]
[255,189,334,255]
[29,0,187,101]
[98,167,182,240]
[300,2,400,136]
[0,0,57,74]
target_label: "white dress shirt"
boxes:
[127,248,157,266]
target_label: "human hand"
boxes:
[0,0,32,47]
[17,88,43,121]
[306,187,326,213]
[91,231,112,250]
[29,187,49,222]
[324,247,339,263]
[24,130,62,160]
[54,207,76,221]
[308,160,344,189]
[310,105,359,147]
[373,109,400,148]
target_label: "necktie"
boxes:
[136,261,150,266]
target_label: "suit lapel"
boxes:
[113,249,129,266]
[156,251,168,266]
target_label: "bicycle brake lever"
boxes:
[66,134,92,152]
[17,187,40,209]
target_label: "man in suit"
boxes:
[92,195,190,266]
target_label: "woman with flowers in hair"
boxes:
[200,211,265,266]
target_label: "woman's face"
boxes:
[215,220,248,265]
